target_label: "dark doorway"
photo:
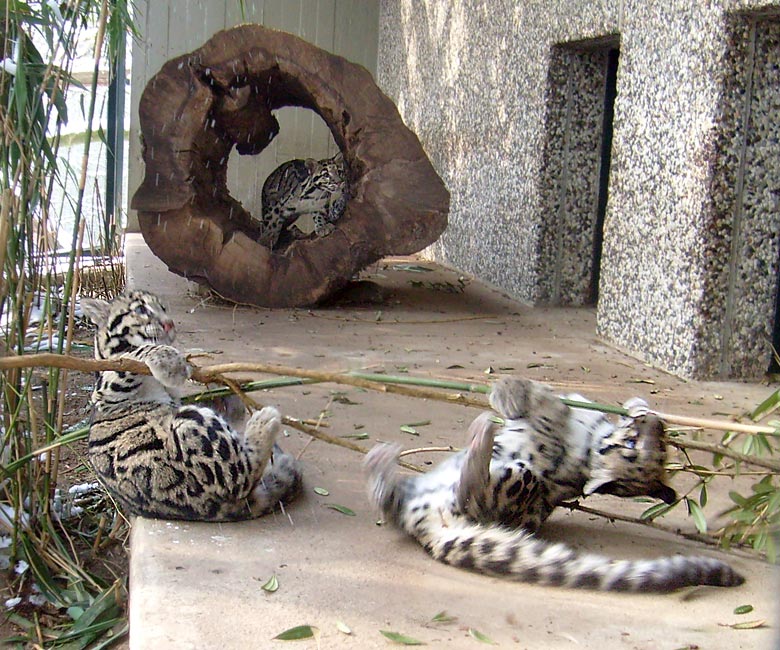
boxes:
[770,241,780,373]
[589,48,619,304]
[539,38,620,306]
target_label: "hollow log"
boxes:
[131,24,449,307]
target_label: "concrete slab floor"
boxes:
[125,235,777,649]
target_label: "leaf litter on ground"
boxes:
[324,503,356,516]
[273,624,319,640]
[380,629,426,645]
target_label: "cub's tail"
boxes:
[417,516,743,592]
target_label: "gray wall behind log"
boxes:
[127,0,379,232]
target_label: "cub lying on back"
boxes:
[82,290,301,521]
[366,377,743,592]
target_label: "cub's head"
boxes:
[81,290,175,359]
[585,406,676,505]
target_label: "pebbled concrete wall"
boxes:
[377,0,780,379]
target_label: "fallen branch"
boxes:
[559,500,765,557]
[669,438,780,473]
[2,351,776,557]
[2,354,778,472]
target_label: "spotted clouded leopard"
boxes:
[257,151,348,249]
[81,290,302,521]
[366,377,744,592]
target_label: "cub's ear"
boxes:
[80,297,111,327]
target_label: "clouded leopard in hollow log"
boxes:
[257,151,348,249]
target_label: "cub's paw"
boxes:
[146,347,191,387]
[314,221,336,237]
[249,406,281,434]
[245,406,281,464]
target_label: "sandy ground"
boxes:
[125,235,777,649]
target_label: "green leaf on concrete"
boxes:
[313,487,330,496]
[380,630,425,645]
[722,619,767,630]
[468,628,497,644]
[261,574,279,593]
[752,389,780,420]
[274,624,318,640]
[430,611,456,623]
[733,604,754,615]
[324,503,356,516]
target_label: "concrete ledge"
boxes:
[126,235,776,649]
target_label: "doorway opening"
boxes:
[538,37,619,306]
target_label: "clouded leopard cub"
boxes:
[257,151,348,249]
[366,377,744,592]
[81,290,302,521]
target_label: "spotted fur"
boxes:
[366,377,744,592]
[81,290,301,521]
[257,151,348,249]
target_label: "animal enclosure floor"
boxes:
[125,235,777,650]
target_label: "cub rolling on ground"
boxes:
[366,377,743,592]
[82,290,301,521]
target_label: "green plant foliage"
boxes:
[0,1,135,646]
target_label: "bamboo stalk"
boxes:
[2,354,778,436]
[1,354,778,474]
[195,362,489,407]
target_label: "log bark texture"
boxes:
[131,24,449,307]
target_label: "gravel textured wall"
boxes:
[378,0,780,378]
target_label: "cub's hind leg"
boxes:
[489,377,568,428]
[456,412,497,522]
[243,406,302,516]
[243,406,281,469]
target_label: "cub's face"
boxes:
[585,414,677,504]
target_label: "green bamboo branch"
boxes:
[2,353,778,474]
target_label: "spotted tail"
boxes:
[365,443,744,593]
[417,517,743,592]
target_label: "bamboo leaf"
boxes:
[274,624,318,640]
[336,621,352,635]
[640,501,674,520]
[686,498,708,534]
[733,605,753,615]
[324,503,356,516]
[261,574,279,593]
[752,389,780,420]
[722,619,767,630]
[430,611,456,623]
[729,491,749,508]
[468,628,497,644]
[380,630,426,645]
[313,487,329,496]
